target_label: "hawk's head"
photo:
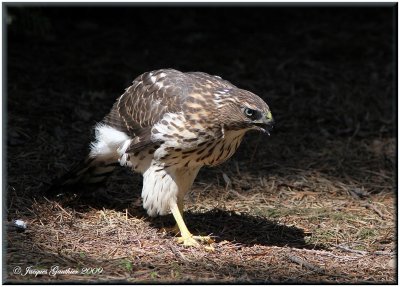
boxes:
[216,89,274,135]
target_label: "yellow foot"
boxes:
[192,235,214,244]
[176,234,215,250]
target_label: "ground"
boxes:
[5,5,396,283]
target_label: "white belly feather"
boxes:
[142,165,200,216]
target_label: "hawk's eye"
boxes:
[244,108,256,119]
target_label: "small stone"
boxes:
[13,219,27,230]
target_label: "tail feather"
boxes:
[46,156,119,195]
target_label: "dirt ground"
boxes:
[5,5,396,283]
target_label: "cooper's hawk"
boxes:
[54,69,274,247]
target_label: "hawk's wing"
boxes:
[103,69,188,152]
[104,69,185,134]
[103,69,237,153]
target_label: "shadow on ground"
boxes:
[45,185,323,251]
[165,209,318,249]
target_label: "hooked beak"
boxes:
[253,111,274,135]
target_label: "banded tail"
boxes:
[46,156,119,195]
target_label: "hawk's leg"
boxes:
[170,200,214,248]
[161,198,185,236]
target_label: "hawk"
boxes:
[54,69,274,247]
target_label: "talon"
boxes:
[176,235,201,247]
[192,235,214,244]
[169,202,214,250]
[204,245,215,252]
[176,234,215,249]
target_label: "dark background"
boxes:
[4,4,396,283]
[7,4,395,195]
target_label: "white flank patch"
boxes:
[142,164,200,217]
[89,123,131,158]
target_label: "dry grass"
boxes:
[6,169,395,283]
[5,6,396,283]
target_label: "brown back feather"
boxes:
[103,69,239,153]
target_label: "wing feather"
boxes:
[103,69,186,136]
[102,69,234,154]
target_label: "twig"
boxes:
[332,245,395,256]
[286,254,325,274]
[228,189,248,200]
[361,202,386,219]
[222,173,232,190]
[374,251,395,256]
[168,244,192,262]
[43,196,72,218]
[333,244,368,255]
[363,169,391,179]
